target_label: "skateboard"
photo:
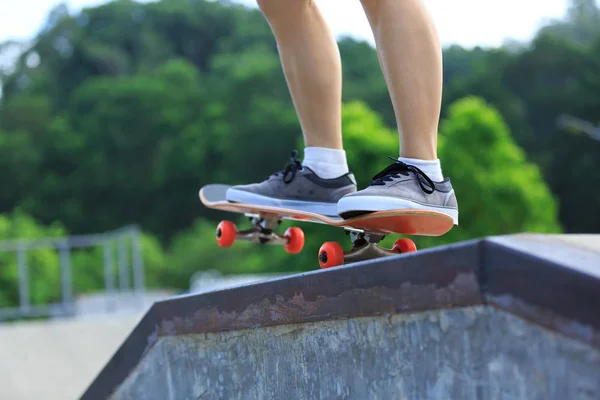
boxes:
[199,184,454,268]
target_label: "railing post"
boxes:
[17,246,29,314]
[118,235,129,293]
[59,243,73,315]
[131,226,146,304]
[103,240,116,312]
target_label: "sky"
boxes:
[0,0,573,48]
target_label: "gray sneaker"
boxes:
[226,150,357,216]
[337,159,459,224]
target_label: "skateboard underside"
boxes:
[200,184,454,268]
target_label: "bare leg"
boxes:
[336,0,458,221]
[226,0,354,214]
[230,0,457,220]
[361,0,443,160]
[257,0,343,150]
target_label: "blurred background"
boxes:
[0,0,599,398]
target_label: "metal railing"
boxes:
[0,225,145,321]
[557,114,600,142]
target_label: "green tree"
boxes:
[338,37,393,127]
[440,0,600,233]
[501,18,600,232]
[34,60,209,238]
[0,130,42,214]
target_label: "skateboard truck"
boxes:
[318,229,416,268]
[215,216,416,269]
[216,216,305,254]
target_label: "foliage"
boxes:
[70,230,167,294]
[0,0,597,300]
[0,211,66,307]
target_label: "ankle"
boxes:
[398,156,444,182]
[302,147,349,179]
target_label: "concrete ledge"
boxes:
[81,234,600,400]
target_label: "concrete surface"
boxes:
[0,289,175,400]
[110,306,600,400]
[0,313,144,400]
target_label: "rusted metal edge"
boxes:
[150,240,482,337]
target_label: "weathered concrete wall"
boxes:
[110,306,600,400]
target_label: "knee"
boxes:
[256,0,313,20]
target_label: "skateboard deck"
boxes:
[199,184,454,268]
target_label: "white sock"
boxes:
[302,147,349,179]
[398,157,444,182]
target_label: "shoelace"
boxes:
[271,150,303,184]
[371,157,436,194]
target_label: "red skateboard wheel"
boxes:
[284,227,305,254]
[319,242,344,269]
[216,221,236,248]
[392,238,417,253]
